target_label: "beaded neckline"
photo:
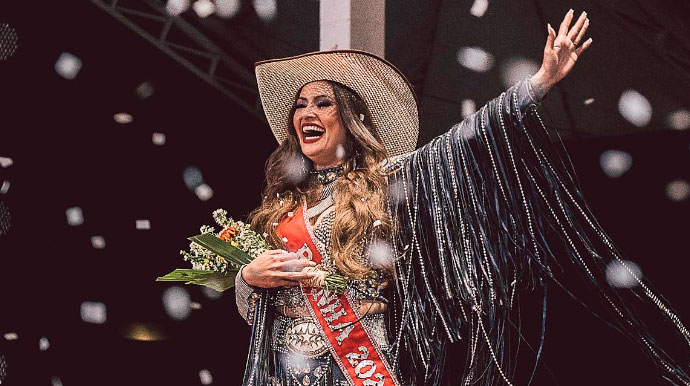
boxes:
[309,165,343,185]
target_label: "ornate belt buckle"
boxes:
[284,317,328,358]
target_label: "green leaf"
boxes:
[156,269,239,292]
[156,269,216,281]
[188,233,253,267]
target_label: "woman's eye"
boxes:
[295,103,307,109]
[317,101,332,108]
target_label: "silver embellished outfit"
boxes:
[237,78,690,385]
[236,176,393,386]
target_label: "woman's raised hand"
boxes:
[241,249,317,288]
[531,9,593,99]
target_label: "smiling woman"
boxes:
[230,9,690,386]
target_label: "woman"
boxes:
[235,10,690,386]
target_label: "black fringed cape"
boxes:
[242,79,690,386]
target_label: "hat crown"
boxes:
[255,50,419,158]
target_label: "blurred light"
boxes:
[500,57,540,88]
[284,257,307,272]
[195,183,214,201]
[55,52,82,80]
[335,144,346,160]
[284,154,308,184]
[91,235,106,249]
[190,301,202,310]
[599,150,632,178]
[287,355,310,374]
[388,180,406,206]
[136,219,151,230]
[0,23,19,61]
[183,166,204,190]
[606,260,642,289]
[461,99,476,118]
[114,112,133,124]
[366,239,394,270]
[469,0,489,17]
[201,286,223,300]
[618,89,652,127]
[135,81,155,100]
[252,0,277,22]
[152,132,166,146]
[66,206,84,226]
[456,47,494,72]
[39,336,50,351]
[166,0,190,15]
[3,332,18,341]
[666,179,690,202]
[0,157,13,168]
[162,286,191,320]
[199,369,213,385]
[215,0,241,18]
[456,122,476,140]
[193,0,215,17]
[584,98,595,105]
[666,109,690,131]
[0,180,9,195]
[51,376,63,386]
[80,301,107,324]
[124,323,166,341]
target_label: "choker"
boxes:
[310,165,343,185]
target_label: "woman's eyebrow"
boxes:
[297,94,332,101]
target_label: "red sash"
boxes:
[276,204,400,386]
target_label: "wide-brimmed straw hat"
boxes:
[254,50,419,158]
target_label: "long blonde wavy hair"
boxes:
[248,81,392,279]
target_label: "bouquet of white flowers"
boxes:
[156,209,347,293]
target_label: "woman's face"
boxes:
[292,81,347,169]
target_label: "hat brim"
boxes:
[254,50,419,158]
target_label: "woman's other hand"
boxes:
[531,9,593,99]
[242,249,317,288]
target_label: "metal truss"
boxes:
[89,0,266,122]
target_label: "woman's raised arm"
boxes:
[386,10,690,386]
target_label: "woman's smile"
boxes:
[300,123,325,143]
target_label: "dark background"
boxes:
[1,1,689,385]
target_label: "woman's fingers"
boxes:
[263,249,287,256]
[281,258,316,272]
[574,17,589,45]
[279,271,317,282]
[568,11,587,42]
[574,37,593,56]
[553,34,573,54]
[546,23,556,51]
[558,9,574,37]
[275,252,300,261]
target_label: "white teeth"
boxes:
[302,125,324,133]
